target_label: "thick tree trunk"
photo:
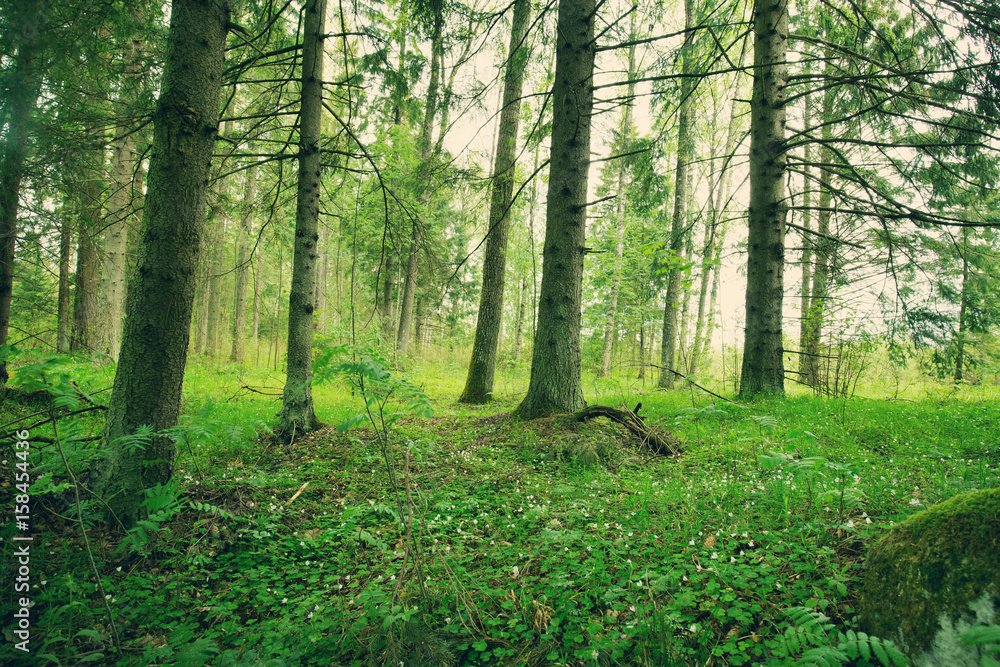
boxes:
[0,7,42,386]
[659,0,696,389]
[460,0,531,403]
[515,0,595,420]
[90,0,228,525]
[277,0,326,442]
[231,161,255,363]
[740,0,789,398]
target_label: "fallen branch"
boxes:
[574,404,681,456]
[649,364,747,408]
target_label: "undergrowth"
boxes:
[1,352,999,665]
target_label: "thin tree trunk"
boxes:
[798,87,814,381]
[71,172,101,354]
[277,0,326,442]
[740,0,789,398]
[91,0,228,525]
[460,0,531,403]
[512,276,527,362]
[57,219,72,354]
[804,70,834,390]
[97,34,143,361]
[954,229,968,383]
[397,6,444,358]
[231,160,255,363]
[659,0,696,388]
[516,0,595,420]
[599,21,638,379]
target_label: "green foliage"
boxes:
[775,607,908,666]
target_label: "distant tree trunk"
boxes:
[515,0,595,420]
[689,211,715,375]
[97,34,142,362]
[252,252,261,351]
[659,0,696,389]
[397,6,443,359]
[512,276,527,362]
[90,0,228,525]
[798,89,814,382]
[315,226,327,332]
[379,253,395,340]
[57,219,72,354]
[599,25,638,379]
[0,5,42,386]
[739,0,789,398]
[954,231,969,383]
[277,0,326,442]
[231,161,255,363]
[460,0,530,404]
[71,173,101,354]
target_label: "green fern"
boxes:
[780,607,909,667]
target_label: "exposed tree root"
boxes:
[574,404,681,456]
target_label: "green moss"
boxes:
[860,487,1000,660]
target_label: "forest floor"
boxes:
[2,355,1000,666]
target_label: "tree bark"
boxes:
[740,0,789,398]
[459,0,531,403]
[0,3,43,386]
[57,219,72,354]
[71,171,101,354]
[97,33,143,362]
[90,0,229,525]
[598,19,639,379]
[659,0,696,389]
[277,0,326,442]
[515,0,595,420]
[397,5,444,359]
[231,160,255,363]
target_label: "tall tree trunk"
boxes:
[739,0,789,398]
[57,219,72,354]
[71,172,101,354]
[91,0,228,525]
[0,3,43,386]
[689,208,715,375]
[512,276,527,362]
[397,6,444,358]
[252,252,262,352]
[379,253,395,339]
[659,0,696,389]
[798,87,814,381]
[231,160,255,363]
[515,0,595,420]
[598,21,638,379]
[954,229,969,383]
[277,0,326,442]
[459,0,531,403]
[97,33,143,362]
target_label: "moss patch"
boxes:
[859,487,1000,659]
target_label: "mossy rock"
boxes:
[859,487,1000,666]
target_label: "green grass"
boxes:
[2,353,999,666]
